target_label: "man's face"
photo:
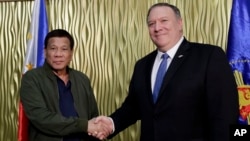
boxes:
[147,6,183,52]
[44,37,73,72]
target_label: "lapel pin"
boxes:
[178,55,184,58]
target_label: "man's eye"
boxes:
[148,23,155,26]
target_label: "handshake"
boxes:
[88,115,114,140]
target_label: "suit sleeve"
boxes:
[108,63,141,138]
[205,47,239,141]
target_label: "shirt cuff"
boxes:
[108,117,115,133]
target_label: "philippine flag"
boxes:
[18,0,48,140]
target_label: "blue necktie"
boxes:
[153,53,168,103]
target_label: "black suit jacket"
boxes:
[110,39,239,141]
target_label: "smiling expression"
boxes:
[147,6,183,52]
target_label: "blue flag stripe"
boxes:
[37,0,48,67]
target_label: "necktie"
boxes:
[153,53,168,103]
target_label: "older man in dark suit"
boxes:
[91,2,239,141]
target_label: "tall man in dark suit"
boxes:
[90,2,239,141]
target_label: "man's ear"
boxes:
[70,48,74,61]
[43,48,46,58]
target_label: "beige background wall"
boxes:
[0,0,232,141]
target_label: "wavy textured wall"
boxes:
[0,0,232,141]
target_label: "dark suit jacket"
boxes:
[109,39,239,141]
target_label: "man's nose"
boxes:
[155,21,162,31]
[54,49,63,56]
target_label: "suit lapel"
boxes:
[157,39,191,100]
[145,51,158,103]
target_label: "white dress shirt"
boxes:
[151,37,184,92]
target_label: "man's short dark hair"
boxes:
[147,2,181,23]
[44,29,74,49]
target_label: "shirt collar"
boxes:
[156,36,184,59]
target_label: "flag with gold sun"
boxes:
[18,0,48,141]
[22,0,48,73]
[227,0,250,125]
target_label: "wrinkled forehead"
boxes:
[147,4,181,22]
[147,6,176,21]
